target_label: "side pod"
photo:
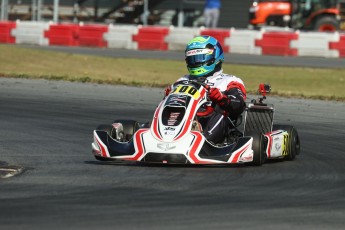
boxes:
[93,130,135,158]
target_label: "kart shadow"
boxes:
[265,158,286,164]
[84,160,254,168]
[85,157,290,167]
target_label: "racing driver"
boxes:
[165,35,246,144]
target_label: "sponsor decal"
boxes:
[180,80,190,85]
[171,97,187,104]
[205,80,214,87]
[157,143,176,151]
[168,112,181,126]
[167,95,188,106]
[241,155,253,161]
[164,127,175,131]
[164,130,176,136]
[186,49,214,56]
[275,143,282,151]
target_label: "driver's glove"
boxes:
[164,85,172,97]
[209,88,228,105]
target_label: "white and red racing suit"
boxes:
[168,69,246,144]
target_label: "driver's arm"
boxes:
[209,81,246,120]
[221,87,246,121]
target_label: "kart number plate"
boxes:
[173,85,200,100]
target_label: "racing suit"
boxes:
[168,69,246,144]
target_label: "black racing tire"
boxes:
[314,16,339,32]
[273,124,300,161]
[246,131,266,166]
[113,120,140,141]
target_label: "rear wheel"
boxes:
[246,131,266,166]
[314,16,339,32]
[273,124,300,161]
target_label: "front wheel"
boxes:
[273,124,300,161]
[246,131,266,166]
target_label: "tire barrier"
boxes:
[329,33,345,58]
[44,24,79,46]
[78,24,108,48]
[200,28,230,52]
[1,21,345,58]
[165,27,200,51]
[103,25,138,49]
[132,26,169,50]
[225,29,262,55]
[0,21,16,44]
[255,31,298,56]
[11,21,49,46]
[291,32,340,58]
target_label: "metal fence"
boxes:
[0,0,250,28]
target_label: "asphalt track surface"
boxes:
[1,47,345,229]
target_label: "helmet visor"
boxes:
[185,49,215,68]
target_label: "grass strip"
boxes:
[0,45,344,101]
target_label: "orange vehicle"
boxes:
[249,0,341,31]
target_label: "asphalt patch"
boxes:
[0,161,25,179]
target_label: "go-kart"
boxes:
[92,81,300,166]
